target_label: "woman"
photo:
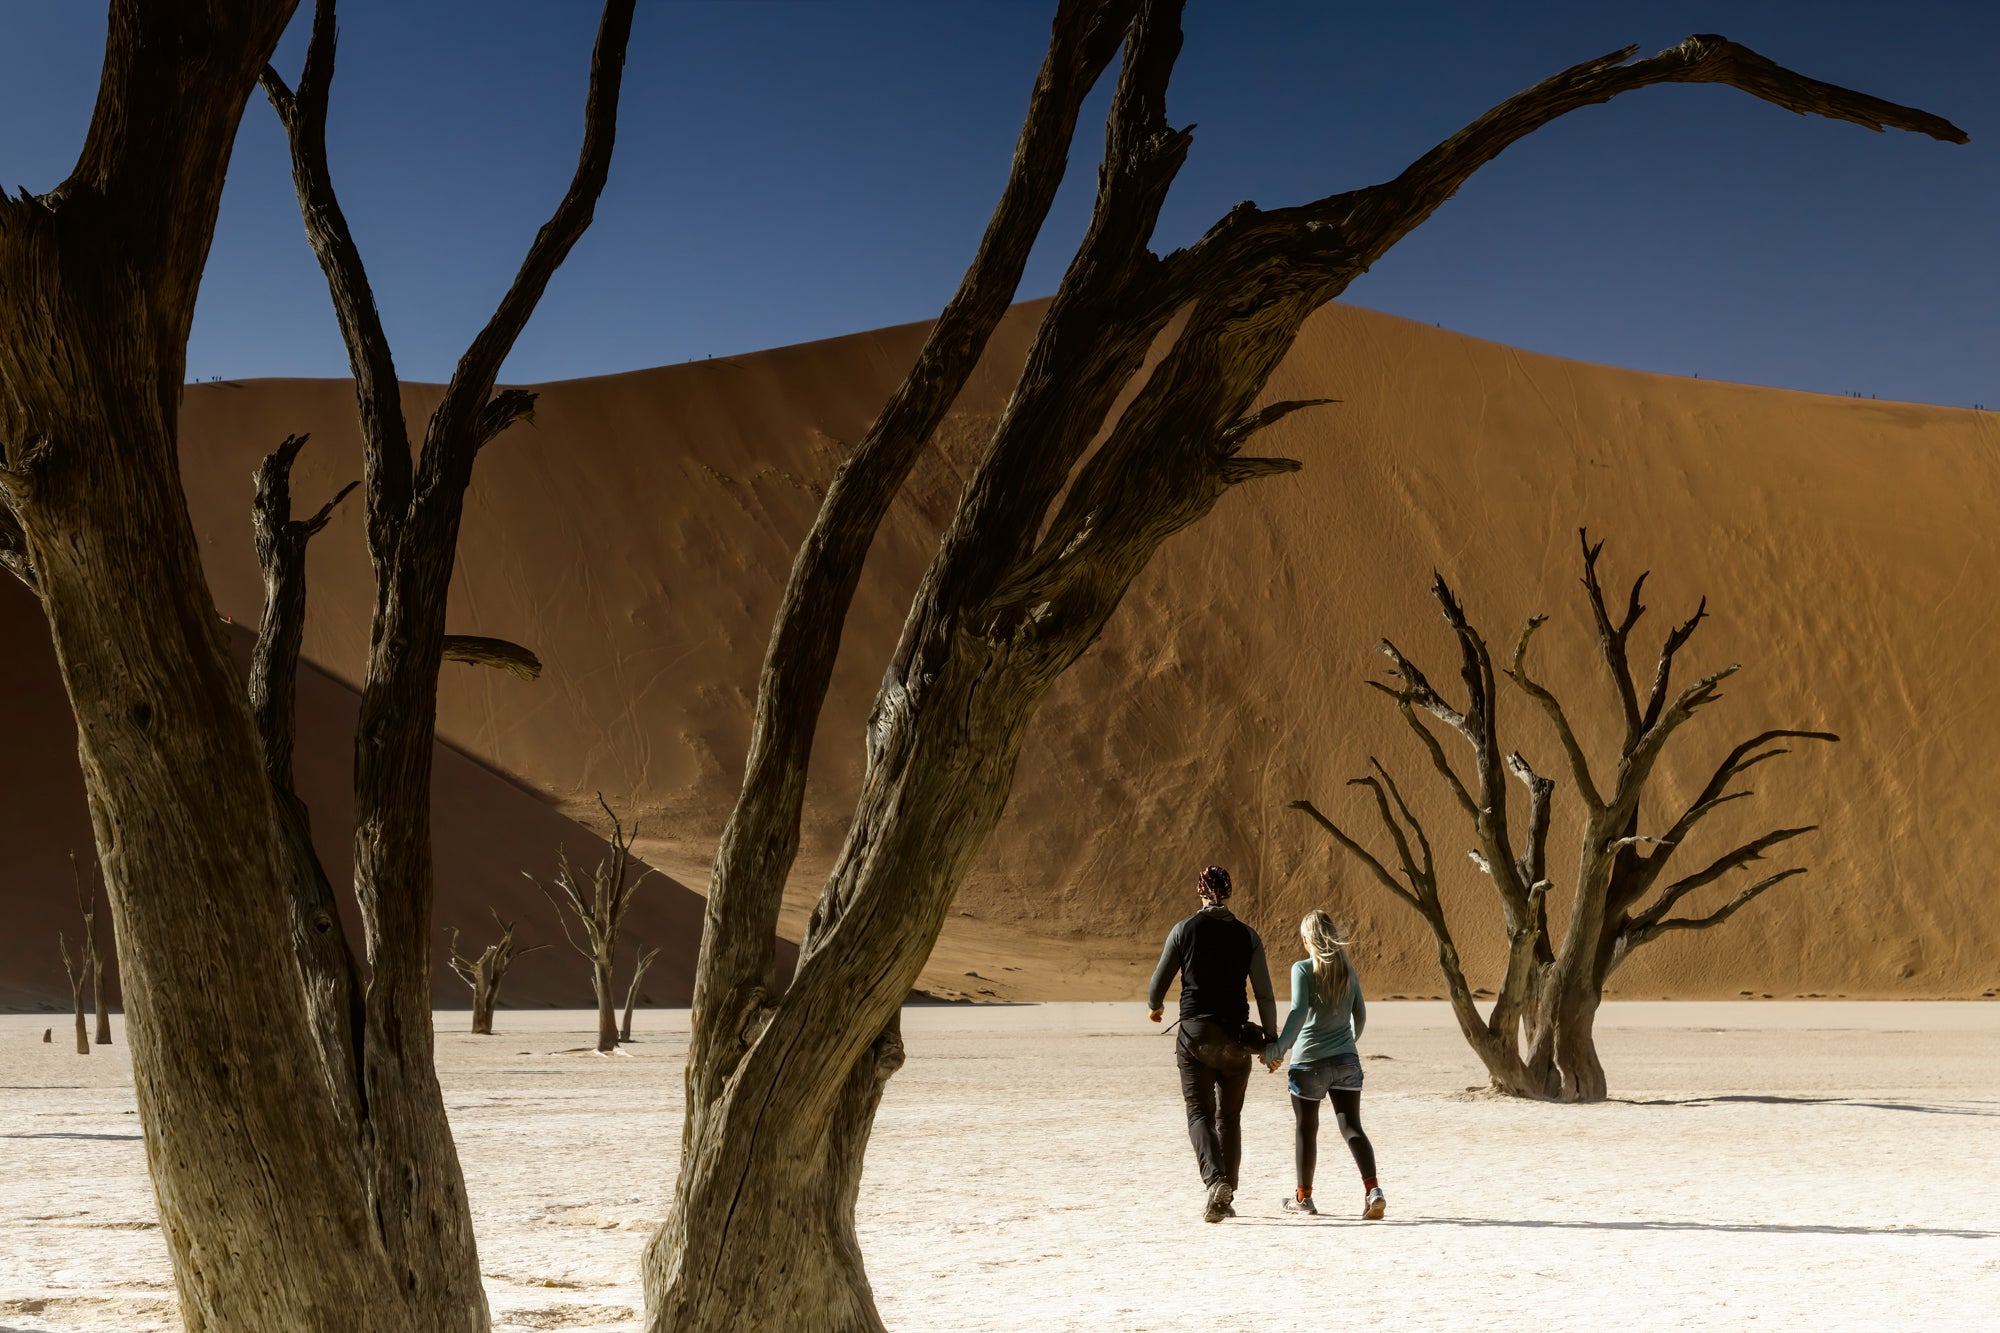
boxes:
[1264,910,1385,1219]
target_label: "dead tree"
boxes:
[0,2,632,1327]
[621,944,662,1042]
[70,853,113,1045]
[1292,534,1837,1101]
[533,798,654,1053]
[57,934,89,1055]
[447,911,547,1035]
[250,1,631,1325]
[645,5,1957,1326]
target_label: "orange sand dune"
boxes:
[0,576,758,1012]
[24,300,1999,1005]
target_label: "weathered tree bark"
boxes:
[255,1,635,1319]
[248,431,367,1125]
[621,944,661,1042]
[652,7,1955,1321]
[447,911,545,1034]
[535,798,653,1052]
[69,853,114,1045]
[0,4,446,1327]
[1296,536,1838,1101]
[58,934,89,1055]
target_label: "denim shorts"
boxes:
[1287,1052,1364,1099]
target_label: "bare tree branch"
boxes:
[1217,398,1337,452]
[1507,750,1555,890]
[425,3,635,464]
[1630,825,1819,935]
[440,635,542,682]
[249,432,357,792]
[1622,867,1808,956]
[1218,455,1303,485]
[1287,798,1420,912]
[689,0,1141,1113]
[1506,614,1605,811]
[1577,529,1645,738]
[1159,34,1967,316]
[1641,596,1708,730]
[1371,689,1478,818]
[1370,758,1437,890]
[260,4,413,555]
[1659,730,1840,849]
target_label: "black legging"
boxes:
[1293,1087,1374,1190]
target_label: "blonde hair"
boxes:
[1300,910,1353,1011]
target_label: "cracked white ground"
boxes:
[3,1002,1995,1331]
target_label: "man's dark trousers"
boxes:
[1176,1018,1252,1188]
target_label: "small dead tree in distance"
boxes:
[57,933,89,1055]
[1291,534,1836,1102]
[622,944,662,1043]
[70,853,113,1045]
[532,797,655,1053]
[648,2,1957,1327]
[447,911,548,1035]
[0,2,634,1328]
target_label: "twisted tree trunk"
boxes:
[621,945,660,1042]
[448,913,542,1035]
[0,1,634,1324]
[257,0,633,1316]
[652,15,1951,1314]
[0,5,435,1326]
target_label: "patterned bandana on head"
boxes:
[1198,865,1232,900]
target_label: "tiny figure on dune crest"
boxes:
[1147,864,1277,1224]
[1265,912,1385,1221]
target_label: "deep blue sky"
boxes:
[1,2,1991,405]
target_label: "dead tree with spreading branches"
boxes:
[0,2,632,1326]
[646,3,1954,1326]
[57,933,89,1055]
[533,798,655,1053]
[621,944,662,1043]
[70,853,113,1045]
[447,911,547,1035]
[1292,534,1837,1101]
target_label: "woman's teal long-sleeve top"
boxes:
[1266,959,1366,1065]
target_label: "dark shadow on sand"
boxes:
[1229,1215,1993,1239]
[1,1131,143,1141]
[1615,1094,2000,1118]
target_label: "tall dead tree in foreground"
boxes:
[251,0,632,1324]
[57,934,89,1055]
[448,911,547,1035]
[1291,535,1837,1101]
[646,4,1959,1326]
[533,798,654,1053]
[70,853,113,1044]
[0,2,631,1327]
[621,944,662,1043]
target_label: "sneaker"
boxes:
[1283,1194,1318,1216]
[1203,1180,1235,1223]
[1363,1186,1387,1220]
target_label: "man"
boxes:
[1147,864,1278,1223]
